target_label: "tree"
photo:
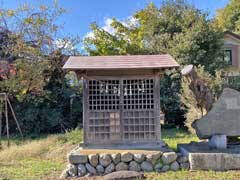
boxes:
[0,2,81,135]
[214,0,240,34]
[84,1,224,125]
[85,1,225,73]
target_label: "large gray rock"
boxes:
[146,152,162,165]
[134,153,146,163]
[161,152,177,164]
[100,154,112,167]
[112,153,121,164]
[170,161,179,171]
[209,134,227,149]
[77,164,87,177]
[121,152,133,162]
[192,88,240,139]
[103,171,144,180]
[129,161,141,172]
[140,161,153,172]
[96,164,105,174]
[85,163,97,175]
[154,163,163,172]
[105,163,115,174]
[89,154,99,167]
[68,153,88,164]
[115,162,129,171]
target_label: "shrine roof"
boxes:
[63,54,179,70]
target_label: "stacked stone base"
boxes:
[61,149,189,178]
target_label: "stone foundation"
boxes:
[178,142,240,171]
[61,148,189,178]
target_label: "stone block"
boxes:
[103,171,144,180]
[115,162,129,171]
[112,153,121,164]
[121,152,133,162]
[105,163,115,174]
[146,152,162,165]
[154,163,163,172]
[68,153,88,164]
[209,135,227,149]
[134,153,146,163]
[170,161,179,171]
[161,152,177,164]
[78,164,87,177]
[89,154,99,167]
[100,154,112,167]
[189,152,240,171]
[85,163,97,175]
[140,161,153,172]
[96,164,105,174]
[129,161,141,172]
[67,164,78,177]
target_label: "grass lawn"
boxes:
[0,128,239,180]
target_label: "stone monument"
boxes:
[179,65,240,171]
[193,88,240,139]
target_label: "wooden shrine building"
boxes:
[63,54,179,147]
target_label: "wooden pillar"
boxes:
[154,73,161,141]
[83,79,89,145]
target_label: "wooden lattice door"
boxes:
[87,79,121,144]
[122,79,157,142]
[85,76,160,145]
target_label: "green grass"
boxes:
[146,170,240,180]
[0,128,240,180]
[0,159,63,180]
[162,127,198,151]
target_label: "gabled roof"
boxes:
[224,31,240,41]
[63,54,179,70]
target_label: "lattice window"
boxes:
[88,80,120,111]
[123,79,154,110]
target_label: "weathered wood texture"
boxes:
[83,75,161,146]
[63,54,180,146]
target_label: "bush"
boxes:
[160,69,186,126]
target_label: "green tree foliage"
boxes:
[85,1,225,73]
[0,3,81,135]
[84,1,224,125]
[160,69,186,126]
[181,66,223,132]
[136,1,225,74]
[214,0,240,34]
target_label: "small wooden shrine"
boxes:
[63,54,179,147]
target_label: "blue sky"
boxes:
[1,0,229,40]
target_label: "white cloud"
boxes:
[102,18,116,35]
[55,38,74,50]
[84,16,139,40]
[85,31,95,39]
[123,16,139,27]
